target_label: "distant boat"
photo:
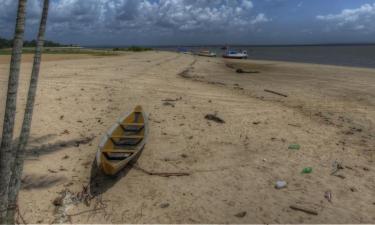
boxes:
[177,47,191,54]
[223,50,248,59]
[197,50,217,57]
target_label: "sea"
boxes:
[153,45,375,69]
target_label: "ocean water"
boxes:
[156,45,375,69]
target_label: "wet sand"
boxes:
[0,51,374,223]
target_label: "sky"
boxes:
[1,0,375,46]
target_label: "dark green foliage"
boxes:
[113,46,153,52]
[0,36,66,48]
[0,37,13,48]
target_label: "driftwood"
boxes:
[162,102,175,107]
[204,114,225,124]
[66,206,107,217]
[290,205,318,215]
[236,68,259,74]
[133,165,190,177]
[162,97,182,102]
[264,89,288,98]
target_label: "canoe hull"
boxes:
[99,150,139,176]
[96,106,148,176]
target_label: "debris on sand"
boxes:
[234,211,247,218]
[264,89,288,98]
[288,144,301,150]
[53,196,64,206]
[290,205,318,215]
[236,68,259,74]
[288,123,301,127]
[233,86,244,90]
[333,174,345,179]
[160,203,170,208]
[162,97,182,102]
[331,161,344,175]
[61,129,70,135]
[133,164,190,177]
[301,167,313,174]
[204,114,225,124]
[324,191,332,202]
[275,180,287,189]
[163,102,175,107]
[48,169,58,173]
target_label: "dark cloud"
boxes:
[1,0,374,45]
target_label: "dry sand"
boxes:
[0,51,374,223]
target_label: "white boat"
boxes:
[222,50,248,59]
[197,50,217,57]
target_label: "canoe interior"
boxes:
[100,106,146,163]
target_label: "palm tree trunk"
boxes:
[6,0,50,223]
[0,0,27,223]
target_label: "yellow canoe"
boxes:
[96,105,148,176]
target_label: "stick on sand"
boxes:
[264,89,288,97]
[290,205,318,215]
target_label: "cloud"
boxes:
[1,0,272,44]
[317,3,375,32]
[251,13,270,24]
[47,0,269,33]
[0,0,43,34]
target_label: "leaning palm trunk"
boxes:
[6,0,50,223]
[0,0,27,222]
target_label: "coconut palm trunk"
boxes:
[6,0,50,223]
[0,0,27,223]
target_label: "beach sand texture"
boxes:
[0,51,374,223]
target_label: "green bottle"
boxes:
[289,144,301,150]
[302,167,313,174]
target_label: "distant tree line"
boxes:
[0,36,67,48]
[113,46,153,52]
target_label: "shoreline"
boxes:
[2,49,375,70]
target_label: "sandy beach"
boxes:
[0,51,374,223]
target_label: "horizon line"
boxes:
[83,42,375,48]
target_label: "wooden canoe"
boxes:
[96,105,148,175]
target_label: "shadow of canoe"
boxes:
[88,149,143,197]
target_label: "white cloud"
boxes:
[0,0,271,43]
[251,13,270,25]
[46,0,268,34]
[317,3,375,32]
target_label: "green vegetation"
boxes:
[0,37,12,49]
[0,36,69,48]
[0,46,120,56]
[0,36,144,56]
[113,46,153,52]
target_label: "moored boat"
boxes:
[96,105,148,176]
[197,50,217,57]
[222,50,248,59]
[177,47,191,54]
